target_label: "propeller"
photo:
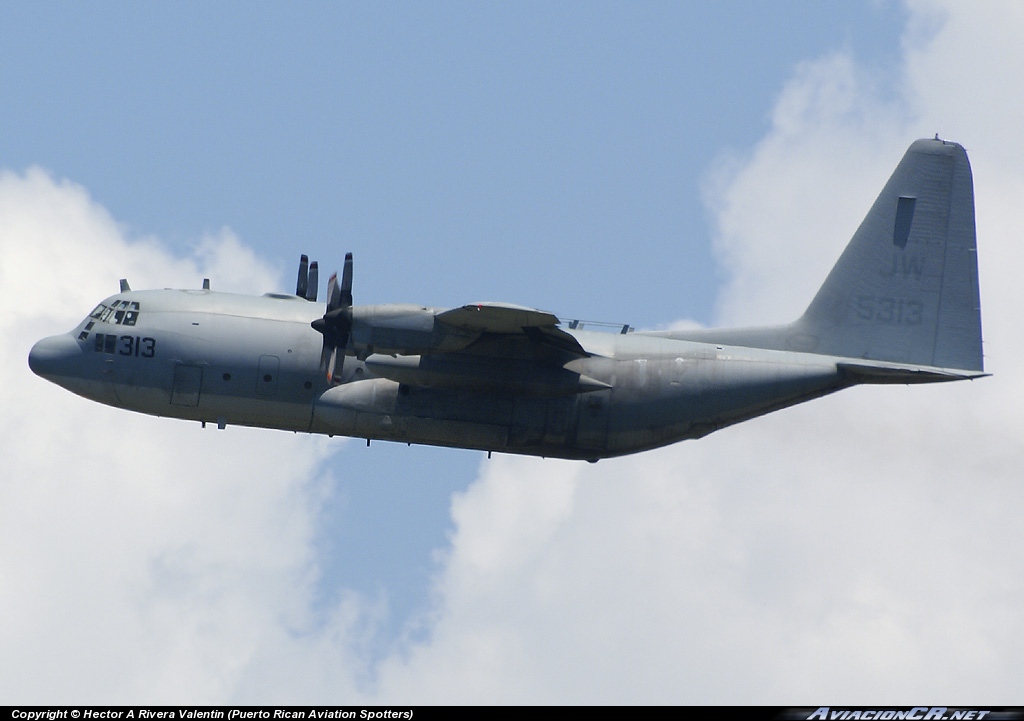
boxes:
[307,261,319,301]
[296,254,319,301]
[311,252,354,383]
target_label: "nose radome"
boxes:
[28,334,83,379]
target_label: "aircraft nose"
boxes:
[28,333,82,379]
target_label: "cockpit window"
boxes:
[79,301,142,341]
[87,302,141,326]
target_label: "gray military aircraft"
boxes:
[29,138,985,461]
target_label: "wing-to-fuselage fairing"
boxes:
[29,139,986,461]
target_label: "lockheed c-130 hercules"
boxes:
[29,138,985,461]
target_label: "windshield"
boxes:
[88,299,140,327]
[76,299,142,342]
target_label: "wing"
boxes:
[436,302,589,356]
[363,302,604,396]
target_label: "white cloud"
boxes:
[702,51,911,326]
[364,0,1024,703]
[5,0,1024,704]
[0,168,371,703]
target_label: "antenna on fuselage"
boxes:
[120,279,131,292]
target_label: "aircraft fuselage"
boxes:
[29,288,848,461]
[28,140,987,461]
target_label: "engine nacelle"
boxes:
[349,305,476,357]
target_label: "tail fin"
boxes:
[794,138,983,371]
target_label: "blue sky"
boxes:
[3,0,1023,704]
[1,2,904,321]
[1,0,905,642]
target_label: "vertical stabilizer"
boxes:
[795,138,983,371]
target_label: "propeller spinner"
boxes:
[311,252,354,383]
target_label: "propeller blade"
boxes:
[296,255,309,298]
[327,346,341,383]
[320,342,338,382]
[306,261,319,301]
[312,254,355,384]
[326,273,341,312]
[340,253,353,307]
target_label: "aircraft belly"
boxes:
[509,396,574,447]
[312,378,612,458]
[313,378,510,450]
[311,353,844,459]
[690,358,845,428]
[603,355,845,455]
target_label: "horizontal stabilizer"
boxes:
[837,361,989,384]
